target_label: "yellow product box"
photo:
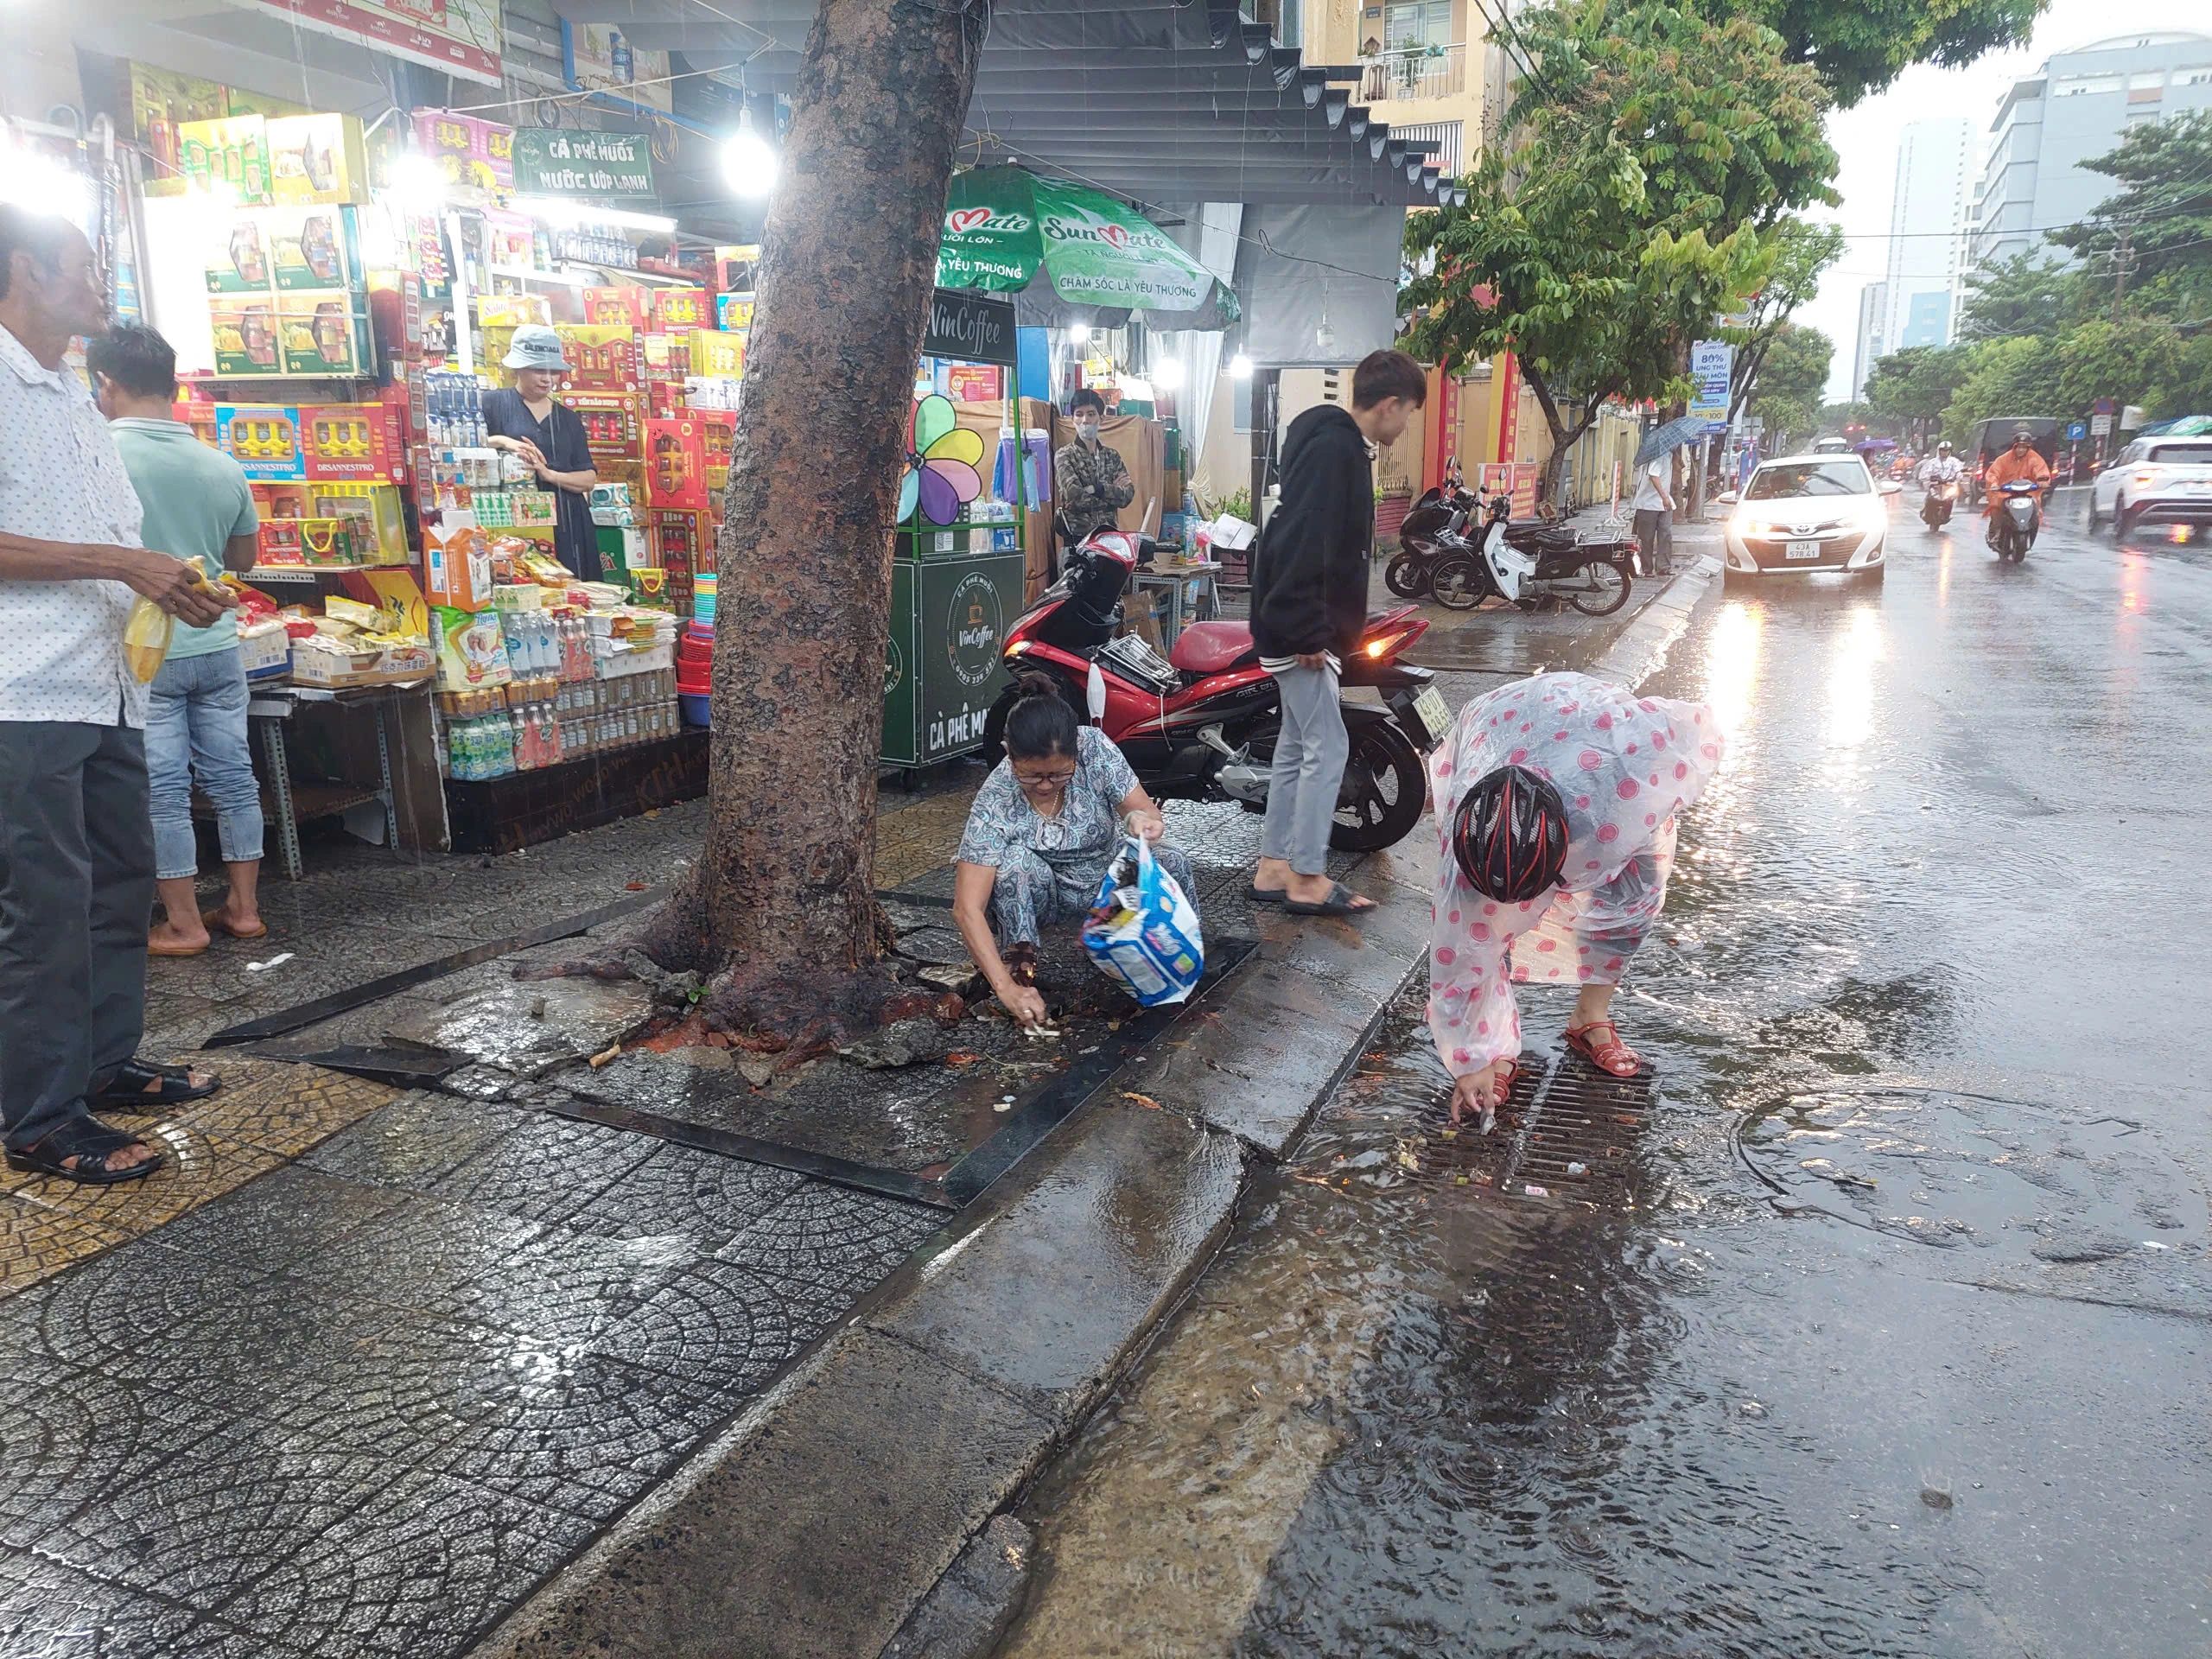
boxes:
[690,329,746,379]
[307,482,408,563]
[291,635,435,688]
[266,206,359,294]
[207,212,274,295]
[475,294,549,328]
[277,294,372,377]
[266,113,371,206]
[651,287,710,333]
[179,115,271,204]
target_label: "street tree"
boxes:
[1863,343,1973,445]
[1742,323,1832,451]
[1722,218,1843,420]
[1692,0,2046,106]
[1940,334,2063,438]
[1402,0,1834,505]
[563,0,991,1053]
[2049,111,2212,315]
[1957,253,2090,340]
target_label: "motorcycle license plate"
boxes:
[1411,686,1452,747]
[1784,539,1822,560]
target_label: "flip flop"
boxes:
[1245,886,1287,905]
[201,908,269,941]
[147,934,208,958]
[1282,880,1376,918]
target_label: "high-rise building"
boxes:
[1884,119,1971,352]
[1974,32,2212,268]
[1853,282,1888,401]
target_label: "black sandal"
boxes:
[1245,886,1287,905]
[6,1120,165,1185]
[1282,880,1376,918]
[90,1058,220,1110]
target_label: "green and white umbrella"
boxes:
[936,166,1239,328]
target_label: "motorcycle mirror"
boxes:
[1715,490,1739,505]
[1878,481,1902,497]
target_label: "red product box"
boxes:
[565,391,644,460]
[650,286,710,334]
[645,416,709,509]
[649,507,715,575]
[556,324,641,392]
[302,403,397,480]
[696,410,736,490]
[582,288,649,329]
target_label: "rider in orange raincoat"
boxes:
[1982,429,2052,543]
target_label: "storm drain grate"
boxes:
[1491,1052,1655,1206]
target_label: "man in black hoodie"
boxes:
[1249,349,1426,916]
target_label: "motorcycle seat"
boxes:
[1169,620,1258,676]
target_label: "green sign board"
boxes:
[881,550,1022,766]
[511,128,656,199]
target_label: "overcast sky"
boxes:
[1799,0,2207,399]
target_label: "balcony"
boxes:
[1356,43,1469,104]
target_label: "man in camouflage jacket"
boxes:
[1054,387,1135,548]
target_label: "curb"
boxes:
[472,570,1728,1659]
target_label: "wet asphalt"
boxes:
[1000,495,2212,1657]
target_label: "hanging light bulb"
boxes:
[1152,356,1185,390]
[1229,353,1254,379]
[1069,321,1091,345]
[385,152,447,216]
[1314,319,1337,357]
[721,105,779,199]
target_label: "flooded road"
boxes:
[1000,508,2212,1656]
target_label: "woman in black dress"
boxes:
[482,324,601,580]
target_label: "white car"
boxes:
[1719,454,1898,584]
[2086,435,2212,537]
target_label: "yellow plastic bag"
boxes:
[123,596,175,683]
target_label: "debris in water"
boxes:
[588,1041,622,1069]
[1566,1161,1587,1176]
[1523,1183,1549,1198]
[1921,1483,1955,1510]
[1737,1401,1767,1420]
[946,1052,984,1066]
[1122,1090,1164,1110]
[245,952,294,972]
[1021,1021,1062,1039]
[528,995,547,1020]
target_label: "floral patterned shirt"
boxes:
[957,725,1139,876]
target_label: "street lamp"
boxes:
[721,106,778,199]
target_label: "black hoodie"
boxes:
[1248,404,1373,660]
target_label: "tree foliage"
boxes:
[1864,344,1974,428]
[1402,0,1835,499]
[1957,253,2092,340]
[1695,0,2046,107]
[1742,321,1830,449]
[1721,217,1841,417]
[2048,109,2212,313]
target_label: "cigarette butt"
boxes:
[588,1041,622,1068]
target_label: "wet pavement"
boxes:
[0,574,1681,1656]
[1001,501,2212,1657]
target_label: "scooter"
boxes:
[1386,486,1489,608]
[1921,477,1958,531]
[981,529,1449,852]
[1989,478,2042,563]
[1465,493,1636,616]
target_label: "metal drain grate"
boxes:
[1444,1052,1655,1206]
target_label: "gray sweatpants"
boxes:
[989,842,1198,949]
[0,721,154,1153]
[1260,664,1346,878]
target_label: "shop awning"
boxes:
[546,0,1459,210]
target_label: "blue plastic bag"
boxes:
[1082,836,1205,1007]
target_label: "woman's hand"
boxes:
[1125,807,1165,843]
[1001,984,1050,1029]
[1449,1063,1510,1133]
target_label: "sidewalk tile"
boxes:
[301,1091,531,1192]
[0,1366,191,1550]
[143,1165,408,1267]
[594,1255,842,1395]
[0,1197,129,1298]
[714,1181,946,1304]
[558,1144,805,1253]
[0,1548,212,1656]
[424,1114,661,1228]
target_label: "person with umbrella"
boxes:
[1632,418,1700,576]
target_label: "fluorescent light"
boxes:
[1151,356,1185,390]
[721,106,778,200]
[1229,353,1253,379]
[509,197,677,233]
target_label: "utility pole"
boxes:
[2113,219,2136,326]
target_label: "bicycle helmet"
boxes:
[1452,764,1568,902]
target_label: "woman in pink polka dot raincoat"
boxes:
[1427,671,1723,1128]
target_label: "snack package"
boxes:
[431,605,514,690]
[1081,836,1205,1007]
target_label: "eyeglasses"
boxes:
[1014,768,1076,791]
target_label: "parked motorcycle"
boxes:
[1465,493,1635,616]
[1921,478,1958,531]
[1990,478,2042,563]
[1385,487,1488,608]
[981,529,1448,852]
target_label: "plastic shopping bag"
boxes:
[1082,836,1205,1007]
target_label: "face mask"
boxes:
[1073,419,1099,442]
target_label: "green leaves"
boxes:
[1694,0,2045,107]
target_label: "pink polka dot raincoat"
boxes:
[1427,671,1723,1078]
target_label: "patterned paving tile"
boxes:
[0,1198,129,1301]
[425,1114,660,1228]
[0,1546,210,1658]
[300,1092,531,1193]
[209,1467,595,1659]
[421,1350,740,1521]
[715,1181,944,1304]
[0,1120,284,1244]
[142,1165,409,1268]
[171,1065,397,1160]
[0,1247,279,1385]
[592,1255,839,1396]
[0,1368,195,1551]
[556,1143,805,1253]
[289,1193,547,1324]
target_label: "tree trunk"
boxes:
[1522,364,1606,512]
[693,1,984,991]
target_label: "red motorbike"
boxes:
[981,530,1449,851]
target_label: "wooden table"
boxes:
[1128,562,1223,653]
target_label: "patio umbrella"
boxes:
[936,166,1240,328]
[1634,415,1710,467]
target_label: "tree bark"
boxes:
[688,0,987,1019]
[1522,363,1610,512]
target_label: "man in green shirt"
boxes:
[88,324,264,957]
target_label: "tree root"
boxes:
[515,890,959,1068]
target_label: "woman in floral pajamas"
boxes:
[1427,671,1723,1128]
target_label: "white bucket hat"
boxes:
[504,324,569,372]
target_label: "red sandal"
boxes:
[1564,1021,1643,1077]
